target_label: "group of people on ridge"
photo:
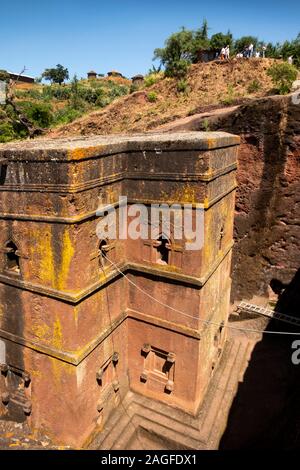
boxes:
[218,43,267,60]
[219,45,230,60]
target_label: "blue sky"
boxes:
[1,0,299,79]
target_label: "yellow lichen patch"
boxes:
[67,146,103,161]
[181,185,196,203]
[156,263,180,273]
[50,357,75,386]
[50,357,62,385]
[168,185,197,204]
[52,317,63,350]
[207,137,216,149]
[30,369,42,378]
[56,229,74,290]
[35,227,55,285]
[31,225,74,290]
[105,185,118,204]
[73,306,79,328]
[203,197,210,209]
[31,322,51,342]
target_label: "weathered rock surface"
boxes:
[162,95,300,303]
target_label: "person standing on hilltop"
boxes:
[220,46,226,60]
[288,56,293,64]
[248,43,254,58]
[262,45,267,58]
[225,45,230,60]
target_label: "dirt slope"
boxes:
[48,58,276,138]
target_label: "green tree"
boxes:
[234,36,258,53]
[153,27,195,78]
[210,31,233,50]
[70,74,81,109]
[191,19,211,61]
[265,42,281,58]
[197,18,209,41]
[42,64,69,85]
[267,62,298,94]
[148,64,162,75]
[279,34,300,66]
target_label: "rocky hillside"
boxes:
[48,58,277,137]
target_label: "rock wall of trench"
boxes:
[165,95,300,302]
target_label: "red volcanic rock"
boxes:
[162,95,300,304]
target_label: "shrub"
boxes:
[165,59,189,79]
[16,88,43,100]
[144,73,162,87]
[148,64,162,75]
[177,79,189,93]
[267,63,298,94]
[130,83,139,94]
[187,108,197,116]
[18,101,53,128]
[95,96,111,108]
[0,118,27,142]
[247,79,262,93]
[144,75,156,87]
[0,70,10,83]
[42,85,72,101]
[221,84,236,105]
[52,106,83,126]
[147,92,158,102]
[107,83,129,98]
[202,118,210,131]
[78,87,99,104]
[0,122,16,142]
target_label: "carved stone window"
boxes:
[140,345,175,393]
[90,239,116,272]
[0,363,31,420]
[96,352,119,414]
[4,241,20,275]
[153,236,171,265]
[143,235,183,268]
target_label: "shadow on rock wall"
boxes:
[220,267,300,449]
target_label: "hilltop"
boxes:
[48,58,277,138]
[0,74,131,142]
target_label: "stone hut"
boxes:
[131,74,144,88]
[87,71,97,80]
[107,70,124,78]
[197,49,219,62]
